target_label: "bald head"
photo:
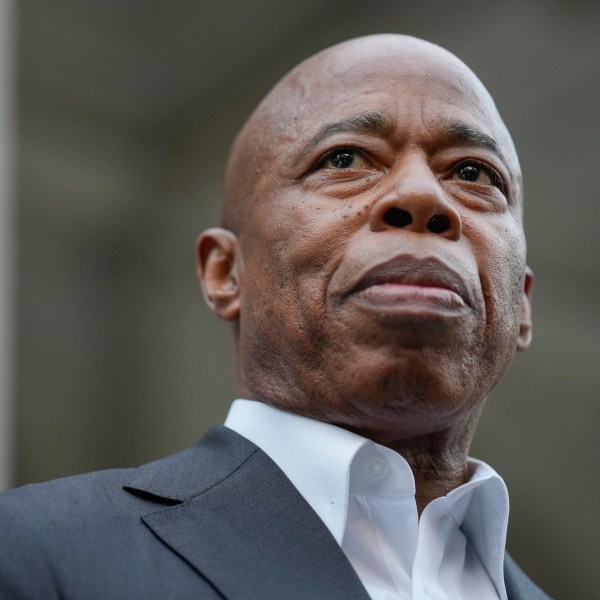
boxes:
[222,34,522,234]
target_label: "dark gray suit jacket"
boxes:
[0,426,550,599]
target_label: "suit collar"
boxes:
[123,426,257,503]
[124,426,370,600]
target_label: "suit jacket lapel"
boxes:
[125,427,370,600]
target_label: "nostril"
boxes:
[426,214,451,234]
[383,208,412,228]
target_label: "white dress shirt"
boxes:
[224,399,509,600]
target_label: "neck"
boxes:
[382,411,481,515]
[390,436,470,514]
[237,371,485,514]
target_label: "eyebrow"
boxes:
[299,112,499,158]
[444,120,498,152]
[303,111,395,154]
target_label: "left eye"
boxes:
[322,148,368,169]
[454,161,502,189]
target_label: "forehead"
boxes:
[277,45,502,145]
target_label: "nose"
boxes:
[369,154,461,240]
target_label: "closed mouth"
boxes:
[348,255,472,310]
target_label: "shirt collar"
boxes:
[224,398,368,543]
[224,398,509,595]
[445,458,510,597]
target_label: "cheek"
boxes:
[251,192,359,283]
[240,198,354,337]
[466,216,526,345]
[237,199,360,398]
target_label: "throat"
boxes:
[386,436,471,515]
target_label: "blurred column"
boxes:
[0,0,15,491]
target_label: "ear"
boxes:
[517,266,534,351]
[196,228,242,321]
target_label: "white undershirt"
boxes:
[224,399,509,600]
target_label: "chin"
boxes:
[327,349,485,426]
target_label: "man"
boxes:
[0,34,549,599]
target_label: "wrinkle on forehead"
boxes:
[222,34,523,233]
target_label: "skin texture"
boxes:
[197,34,533,513]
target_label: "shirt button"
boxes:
[368,458,389,478]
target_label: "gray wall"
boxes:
[14,0,600,597]
[0,0,16,491]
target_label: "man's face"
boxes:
[220,38,531,443]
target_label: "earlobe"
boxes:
[196,228,242,321]
[517,266,534,351]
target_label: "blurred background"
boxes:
[1,0,599,597]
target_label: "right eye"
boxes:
[318,148,369,170]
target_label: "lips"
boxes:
[347,255,472,312]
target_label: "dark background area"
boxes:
[13,1,600,597]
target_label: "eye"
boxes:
[454,160,504,192]
[319,147,369,170]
